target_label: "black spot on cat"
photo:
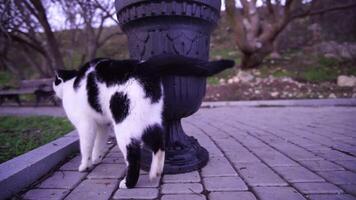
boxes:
[74,58,108,90]
[136,76,162,104]
[142,124,165,154]
[96,59,139,87]
[86,72,102,113]
[110,92,130,124]
[125,139,141,188]
[57,70,78,82]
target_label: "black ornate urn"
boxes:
[115,0,221,174]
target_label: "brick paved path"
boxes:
[22,106,356,200]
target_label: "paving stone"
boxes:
[284,149,323,161]
[60,156,81,171]
[38,171,87,189]
[109,146,121,153]
[161,194,206,200]
[23,189,69,200]
[252,148,299,167]
[305,145,332,152]
[113,188,158,200]
[200,143,225,157]
[106,151,124,158]
[253,187,306,200]
[308,194,356,200]
[214,138,245,152]
[201,156,237,177]
[87,164,125,179]
[236,163,288,186]
[161,183,203,194]
[332,144,356,155]
[225,151,261,164]
[65,179,117,200]
[209,191,257,200]
[101,156,126,164]
[318,171,356,185]
[234,135,267,148]
[135,175,160,188]
[334,160,356,172]
[316,150,356,161]
[163,171,200,183]
[293,182,343,194]
[273,166,325,183]
[16,105,356,200]
[214,138,255,157]
[300,160,344,171]
[203,176,248,191]
[339,185,356,196]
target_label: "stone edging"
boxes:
[201,98,356,108]
[0,131,79,199]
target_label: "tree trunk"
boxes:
[239,41,273,69]
[29,0,65,72]
[240,52,267,69]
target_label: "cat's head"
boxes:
[53,70,78,99]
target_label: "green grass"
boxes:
[256,55,355,83]
[207,77,220,85]
[301,57,349,82]
[0,116,73,164]
[302,67,338,82]
[318,57,339,68]
[0,71,19,88]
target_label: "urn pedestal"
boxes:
[115,0,221,174]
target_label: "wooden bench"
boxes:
[0,79,58,106]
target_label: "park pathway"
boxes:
[4,104,356,200]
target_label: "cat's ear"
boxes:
[54,72,63,86]
[56,69,78,82]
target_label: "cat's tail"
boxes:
[138,54,235,77]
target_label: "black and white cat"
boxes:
[53,54,234,188]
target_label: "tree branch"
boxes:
[291,2,356,19]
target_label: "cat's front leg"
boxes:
[92,124,110,165]
[77,122,97,172]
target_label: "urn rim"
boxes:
[115,0,221,13]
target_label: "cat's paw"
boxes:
[149,171,161,180]
[78,162,92,172]
[119,179,127,189]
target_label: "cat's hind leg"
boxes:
[142,124,165,180]
[92,124,110,165]
[114,127,141,189]
[77,121,97,172]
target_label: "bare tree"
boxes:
[0,0,121,78]
[0,0,64,77]
[58,0,121,64]
[225,0,356,69]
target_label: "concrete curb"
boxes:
[0,106,65,117]
[0,131,79,199]
[201,98,356,108]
